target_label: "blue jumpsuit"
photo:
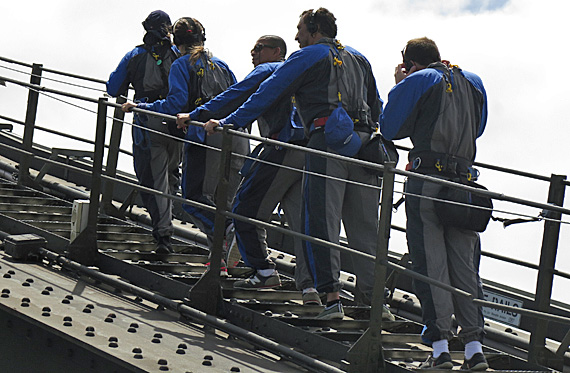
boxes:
[380,63,488,343]
[190,62,312,289]
[106,41,180,243]
[219,38,383,300]
[138,53,248,250]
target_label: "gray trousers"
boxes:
[303,131,380,297]
[405,176,485,343]
[133,116,183,240]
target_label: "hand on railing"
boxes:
[122,102,136,113]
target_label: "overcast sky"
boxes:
[1,0,570,303]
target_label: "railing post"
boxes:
[528,173,566,369]
[185,125,234,315]
[348,162,395,372]
[18,63,42,187]
[101,95,127,217]
[67,97,108,265]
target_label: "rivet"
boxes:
[62,299,70,304]
[132,348,142,353]
[109,337,118,342]
[3,274,11,279]
[178,343,187,349]
[130,323,139,328]
[22,282,30,287]
[203,355,213,360]
[25,278,33,283]
[109,342,118,348]
[104,317,114,323]
[133,354,143,359]
[202,360,212,366]
[153,333,163,338]
[176,349,185,355]
[151,338,161,344]
[134,297,143,302]
[64,321,72,326]
[158,359,168,365]
[65,295,74,300]
[230,368,241,372]
[7,270,15,275]
[41,290,50,295]
[44,286,53,291]
[82,308,91,313]
[42,307,51,312]
[159,367,169,371]
[63,316,72,322]
[85,304,95,309]
[128,328,137,333]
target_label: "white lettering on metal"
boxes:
[482,290,522,327]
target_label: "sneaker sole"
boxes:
[468,362,488,371]
[233,284,280,290]
[316,312,344,320]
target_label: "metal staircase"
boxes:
[0,175,560,372]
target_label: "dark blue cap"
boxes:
[142,10,172,31]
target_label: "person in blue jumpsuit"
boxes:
[106,10,180,254]
[380,37,488,371]
[202,8,391,319]
[123,17,248,262]
[177,35,319,304]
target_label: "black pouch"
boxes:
[358,132,399,175]
[434,181,493,232]
[165,120,187,139]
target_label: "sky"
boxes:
[1,0,570,304]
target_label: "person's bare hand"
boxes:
[204,119,220,135]
[176,113,190,129]
[122,102,137,112]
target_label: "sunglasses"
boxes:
[252,43,278,52]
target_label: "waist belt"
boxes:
[406,152,478,181]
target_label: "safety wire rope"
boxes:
[0,62,106,94]
[6,76,570,228]
[4,74,570,331]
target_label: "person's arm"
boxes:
[106,48,139,97]
[137,58,191,114]
[222,48,324,128]
[380,69,440,140]
[190,63,277,122]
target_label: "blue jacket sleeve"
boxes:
[222,48,326,128]
[380,70,442,140]
[137,57,191,114]
[189,62,278,121]
[106,47,141,97]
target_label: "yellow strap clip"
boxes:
[197,68,204,78]
[446,82,453,93]
[435,160,444,172]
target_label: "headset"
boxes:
[307,9,318,34]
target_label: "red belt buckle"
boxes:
[313,116,328,128]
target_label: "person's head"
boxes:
[173,17,206,48]
[295,8,337,48]
[173,17,206,60]
[142,10,172,40]
[250,35,287,67]
[401,37,441,72]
